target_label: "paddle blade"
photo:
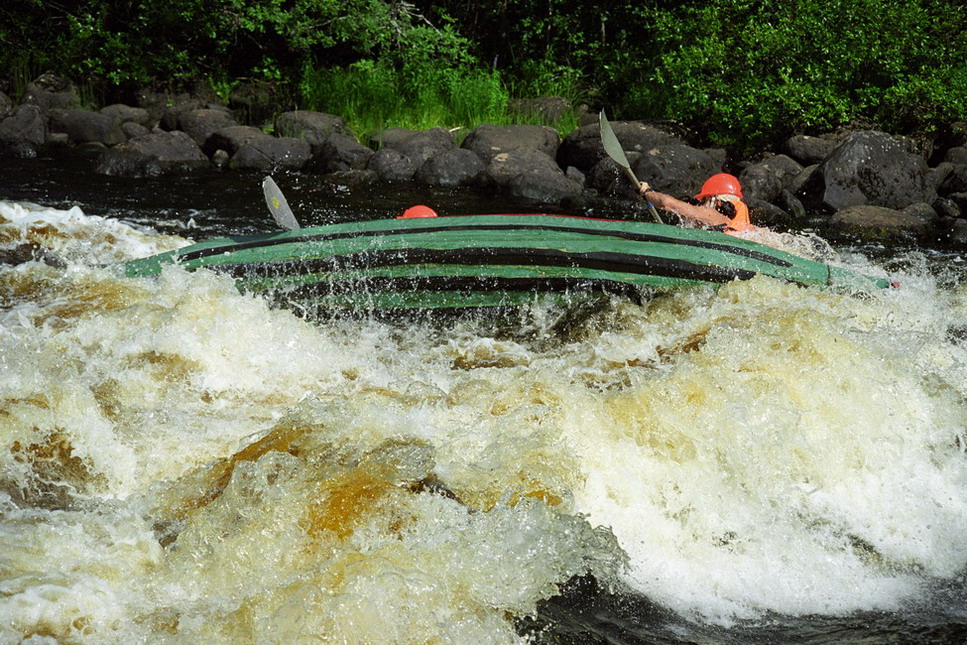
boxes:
[599,110,636,180]
[599,111,663,224]
[262,176,301,230]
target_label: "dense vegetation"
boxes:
[2,0,965,149]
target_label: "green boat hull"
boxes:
[123,214,890,309]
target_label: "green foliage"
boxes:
[0,0,963,149]
[301,59,512,139]
[619,0,967,149]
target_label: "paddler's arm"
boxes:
[638,182,731,228]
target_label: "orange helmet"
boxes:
[398,204,438,219]
[695,173,743,200]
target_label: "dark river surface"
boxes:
[1,149,966,644]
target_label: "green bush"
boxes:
[1,0,963,149]
[618,0,967,150]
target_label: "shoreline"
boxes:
[2,75,966,248]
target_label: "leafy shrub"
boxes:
[619,0,967,149]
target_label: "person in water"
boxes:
[638,173,752,233]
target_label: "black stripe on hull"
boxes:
[270,275,649,302]
[209,246,760,285]
[178,222,791,267]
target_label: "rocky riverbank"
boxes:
[2,74,966,245]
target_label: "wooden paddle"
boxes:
[598,111,663,224]
[262,176,301,230]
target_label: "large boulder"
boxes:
[738,165,785,203]
[558,121,685,172]
[158,99,223,131]
[506,170,582,203]
[0,105,47,158]
[100,104,152,128]
[229,136,312,172]
[629,144,721,198]
[47,108,126,146]
[379,127,455,167]
[827,203,937,241]
[95,130,209,177]
[785,134,839,165]
[820,130,936,210]
[177,108,239,147]
[586,157,640,199]
[748,154,804,187]
[414,148,484,186]
[308,133,374,173]
[203,125,272,157]
[945,146,967,165]
[367,148,420,182]
[484,148,564,186]
[461,123,560,163]
[274,111,353,152]
[21,73,80,112]
[482,148,581,203]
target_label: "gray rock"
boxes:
[928,162,954,193]
[485,148,564,187]
[787,163,823,197]
[121,122,150,139]
[507,170,582,203]
[0,105,47,157]
[739,165,785,203]
[21,73,80,112]
[414,148,485,186]
[367,148,420,182]
[630,144,721,198]
[203,125,272,157]
[461,123,560,163]
[100,104,152,127]
[95,130,209,177]
[178,108,239,147]
[380,127,455,167]
[820,130,936,210]
[308,133,374,173]
[747,197,793,228]
[274,111,353,152]
[933,197,961,219]
[949,192,967,213]
[229,136,312,171]
[939,164,967,195]
[776,189,807,220]
[47,108,126,146]
[785,134,838,164]
[159,100,226,131]
[751,154,804,187]
[828,203,935,240]
[947,218,967,245]
[944,146,967,165]
[558,121,685,172]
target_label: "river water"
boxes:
[2,151,967,643]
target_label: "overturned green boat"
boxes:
[123,214,892,309]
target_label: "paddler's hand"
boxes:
[638,182,655,200]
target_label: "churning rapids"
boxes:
[1,157,967,643]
